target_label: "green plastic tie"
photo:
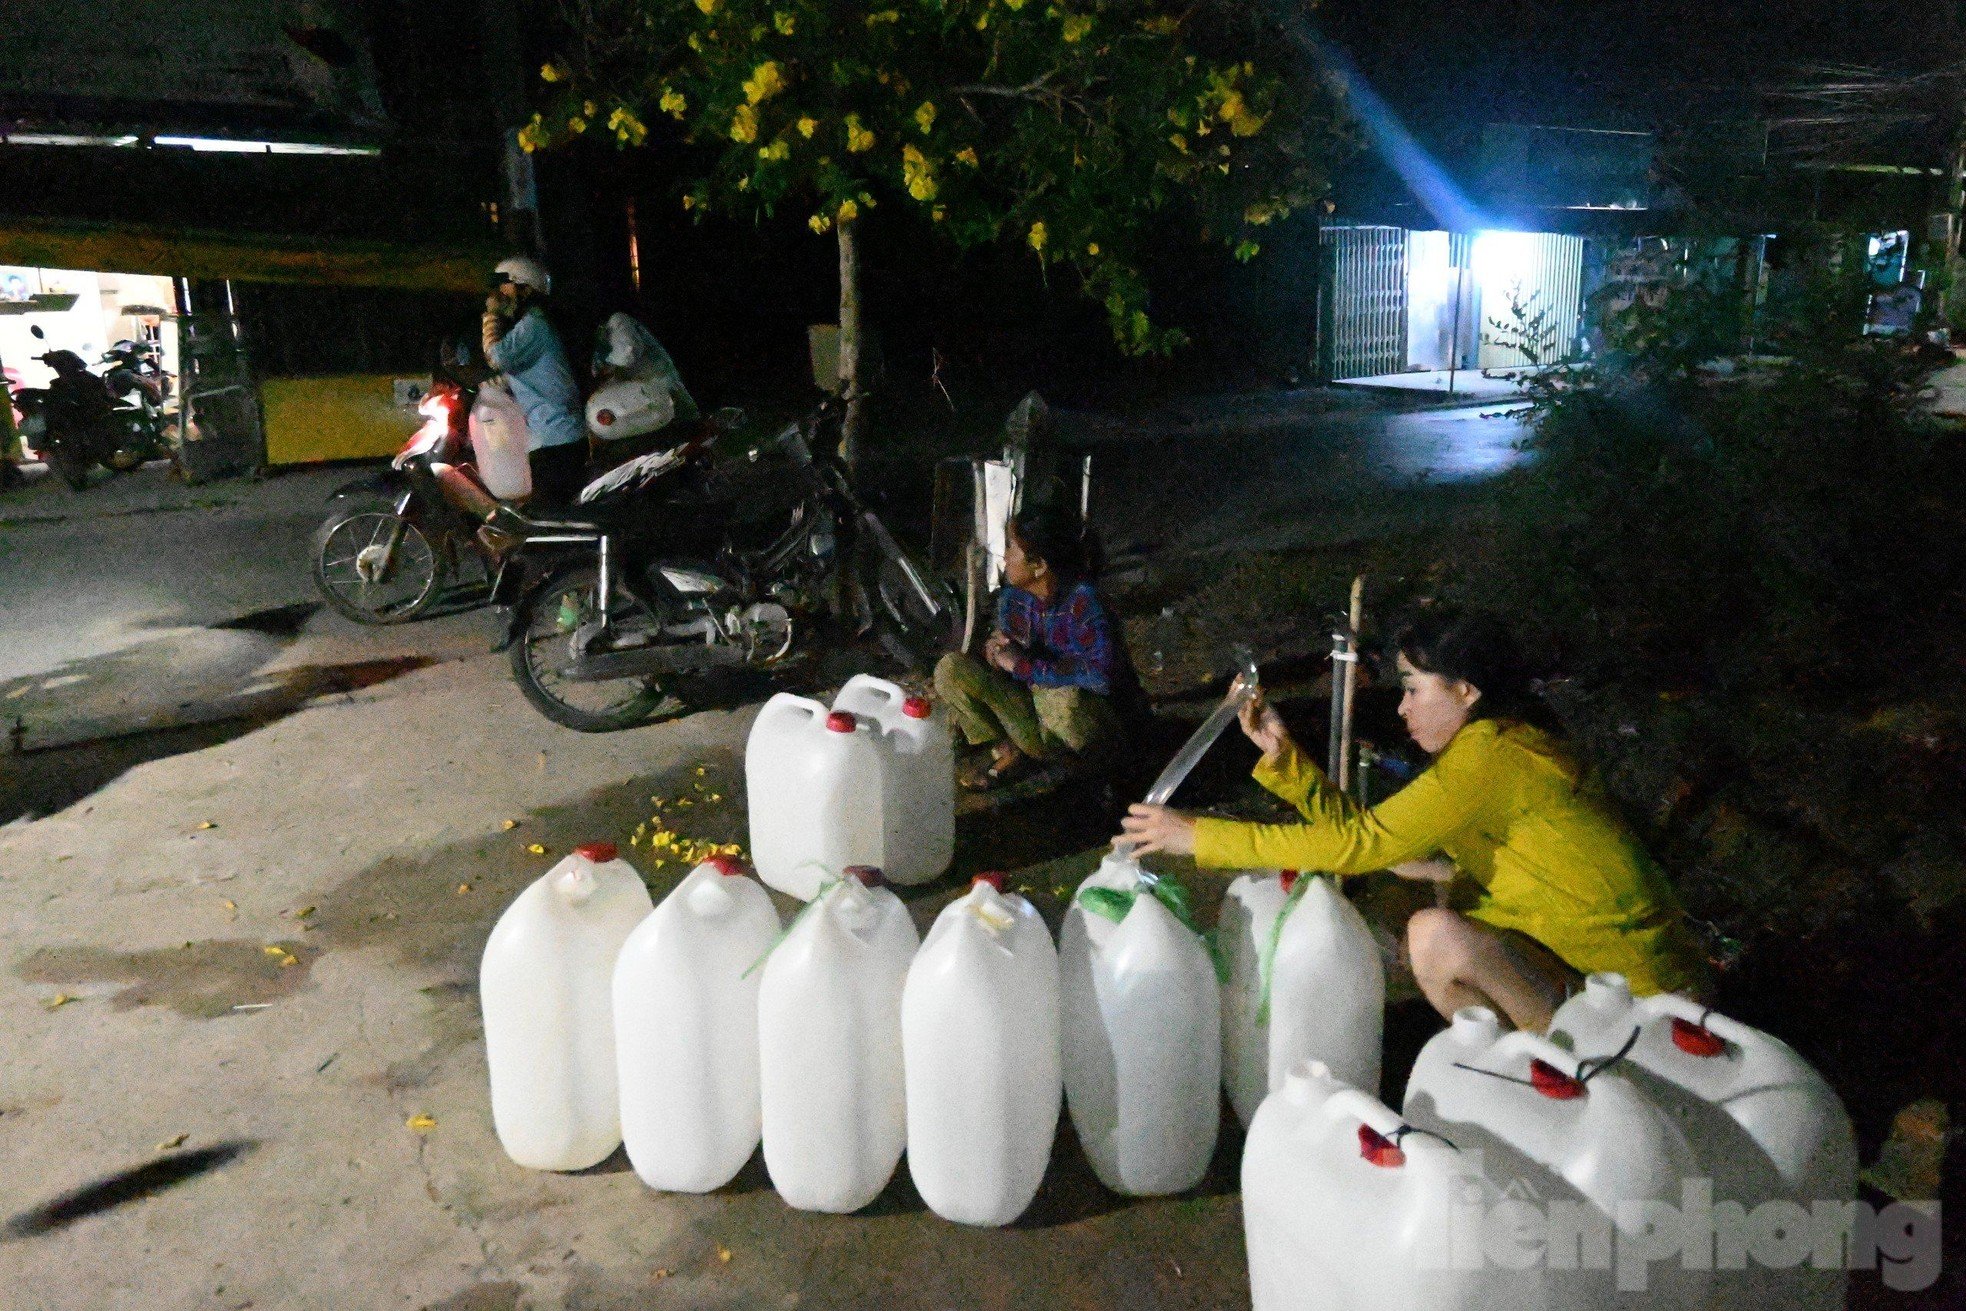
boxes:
[741,870,839,980]
[1075,874,1229,983]
[1255,873,1316,1025]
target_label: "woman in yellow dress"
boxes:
[1117,608,1711,1033]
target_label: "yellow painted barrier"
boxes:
[260,374,427,466]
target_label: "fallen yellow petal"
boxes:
[45,992,73,1010]
[223,900,237,913]
[294,906,316,920]
[717,1245,733,1263]
[156,1133,188,1151]
[501,819,520,831]
[406,1114,437,1133]
[456,883,472,894]
[527,843,548,855]
[197,821,217,830]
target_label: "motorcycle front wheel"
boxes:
[871,546,959,661]
[312,507,445,624]
[45,438,91,492]
[508,564,683,732]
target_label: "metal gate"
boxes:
[1317,225,1408,381]
[1475,232,1585,370]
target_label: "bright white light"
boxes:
[1472,230,1544,296]
[3,132,140,147]
[153,136,379,156]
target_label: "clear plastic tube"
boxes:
[1142,647,1260,807]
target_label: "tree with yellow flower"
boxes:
[526,0,1345,468]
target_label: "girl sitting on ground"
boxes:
[1116,607,1711,1033]
[935,510,1125,791]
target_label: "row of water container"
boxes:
[482,841,1857,1308]
[745,677,954,899]
[478,842,1385,1222]
[1246,983,1859,1311]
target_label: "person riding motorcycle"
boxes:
[480,255,587,504]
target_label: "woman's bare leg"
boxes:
[1406,909,1579,1033]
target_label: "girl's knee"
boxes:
[1406,908,1475,978]
[933,652,973,696]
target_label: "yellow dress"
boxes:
[1190,719,1710,997]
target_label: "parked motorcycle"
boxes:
[486,397,957,731]
[13,326,174,490]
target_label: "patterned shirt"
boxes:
[997,580,1116,694]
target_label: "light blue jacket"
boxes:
[486,307,584,450]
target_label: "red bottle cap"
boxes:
[574,841,618,863]
[972,872,1006,892]
[902,696,932,719]
[594,409,616,427]
[846,865,885,887]
[825,711,857,733]
[1529,1059,1587,1100]
[706,854,746,877]
[1670,1017,1727,1058]
[1280,871,1300,893]
[1358,1123,1407,1168]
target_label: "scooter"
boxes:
[486,395,957,731]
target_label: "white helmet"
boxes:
[494,255,551,294]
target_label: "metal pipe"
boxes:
[1337,575,1364,791]
[597,536,613,621]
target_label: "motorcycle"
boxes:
[486,397,957,731]
[12,326,174,490]
[96,339,178,470]
[312,354,503,624]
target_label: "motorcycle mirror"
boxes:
[712,405,746,433]
[29,324,45,339]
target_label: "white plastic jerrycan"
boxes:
[903,873,1062,1226]
[1244,1059,1554,1311]
[833,674,955,886]
[1552,973,1857,1311]
[1221,870,1386,1126]
[1059,851,1222,1196]
[758,866,921,1212]
[611,855,782,1193]
[745,694,884,900]
[467,378,533,500]
[1405,1006,1709,1311]
[480,841,653,1171]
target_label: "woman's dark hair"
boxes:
[1392,607,1555,730]
[1009,507,1089,583]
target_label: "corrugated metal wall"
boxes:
[1318,225,1408,380]
[1475,232,1584,370]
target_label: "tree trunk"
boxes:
[837,215,866,473]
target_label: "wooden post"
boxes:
[1336,575,1364,791]
[837,215,866,472]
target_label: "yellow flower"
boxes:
[1061,13,1093,42]
[743,61,786,105]
[1004,0,1028,10]
[737,175,750,190]
[914,101,937,133]
[1027,220,1047,251]
[1169,133,1188,153]
[682,194,696,210]
[694,0,718,13]
[844,113,874,153]
[759,139,790,161]
[809,213,833,233]
[729,103,758,142]
[837,198,860,222]
[797,116,818,138]
[866,8,900,22]
[954,145,979,167]
[902,143,937,201]
[687,32,703,50]
[974,9,989,28]
[583,100,598,116]
[516,116,546,153]
[568,116,587,134]
[931,205,946,222]
[540,62,567,83]
[1219,91,1265,137]
[1139,15,1179,35]
[1086,242,1100,256]
[659,87,687,118]
[1243,201,1282,226]
[773,9,795,33]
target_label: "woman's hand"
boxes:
[1239,691,1293,761]
[985,632,1024,674]
[1116,803,1198,857]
